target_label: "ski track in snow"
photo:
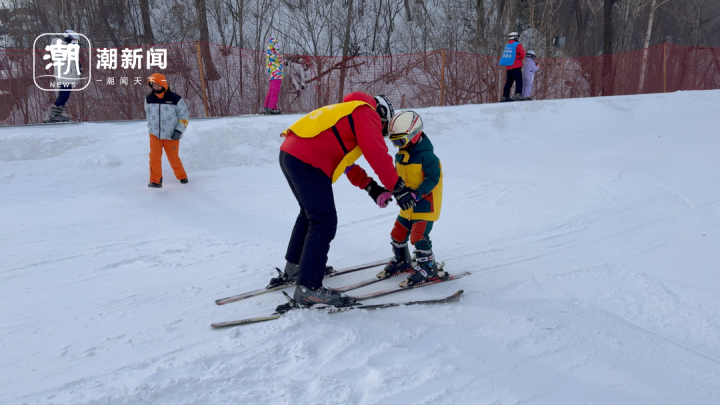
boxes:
[1,91,720,404]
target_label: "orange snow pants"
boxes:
[149,134,187,184]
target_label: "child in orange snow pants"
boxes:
[148,135,186,184]
[144,72,190,188]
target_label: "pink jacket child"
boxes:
[263,37,284,114]
[522,50,540,99]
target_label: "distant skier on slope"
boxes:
[522,50,540,100]
[262,37,284,114]
[345,111,446,287]
[277,92,417,306]
[499,31,526,102]
[45,30,82,123]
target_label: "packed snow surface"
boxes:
[2,91,720,404]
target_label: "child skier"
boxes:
[262,37,284,114]
[522,50,540,100]
[345,110,445,287]
[144,73,190,188]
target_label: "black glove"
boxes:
[365,179,393,208]
[393,178,416,211]
[172,129,182,140]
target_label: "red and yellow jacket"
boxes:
[280,92,399,190]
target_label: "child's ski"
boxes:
[333,262,445,293]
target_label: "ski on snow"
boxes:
[211,272,470,328]
[333,262,445,293]
[215,258,390,305]
[326,289,464,314]
[211,290,464,328]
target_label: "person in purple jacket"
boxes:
[522,50,540,100]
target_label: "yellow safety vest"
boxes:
[282,100,372,183]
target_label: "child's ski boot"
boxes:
[376,241,413,279]
[399,249,447,287]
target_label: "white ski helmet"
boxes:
[508,32,519,40]
[527,50,536,58]
[387,111,423,148]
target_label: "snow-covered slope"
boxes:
[2,91,720,404]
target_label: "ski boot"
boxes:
[513,94,525,101]
[267,262,300,288]
[500,97,511,103]
[45,105,70,123]
[376,241,413,279]
[399,249,447,287]
[180,178,189,184]
[293,284,356,307]
[267,262,334,288]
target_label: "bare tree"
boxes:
[638,0,673,93]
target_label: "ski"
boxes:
[214,258,390,305]
[327,289,464,314]
[333,262,445,293]
[211,290,465,328]
[348,271,470,301]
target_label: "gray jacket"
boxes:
[144,90,190,140]
[51,38,82,86]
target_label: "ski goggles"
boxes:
[388,129,421,148]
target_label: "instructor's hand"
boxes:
[365,180,393,208]
[393,178,416,211]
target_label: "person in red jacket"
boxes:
[500,32,526,101]
[277,92,418,306]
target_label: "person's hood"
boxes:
[343,91,376,108]
[148,72,168,98]
[267,37,278,50]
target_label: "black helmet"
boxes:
[373,94,394,123]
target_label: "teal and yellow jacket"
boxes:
[396,134,443,221]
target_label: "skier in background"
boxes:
[522,50,540,100]
[346,111,446,287]
[262,37,284,114]
[45,30,82,123]
[276,93,418,306]
[499,32,526,102]
[144,73,190,188]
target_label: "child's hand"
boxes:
[172,129,183,140]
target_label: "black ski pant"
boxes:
[279,151,337,289]
[54,85,72,107]
[503,68,523,98]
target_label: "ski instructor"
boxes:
[277,92,417,306]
